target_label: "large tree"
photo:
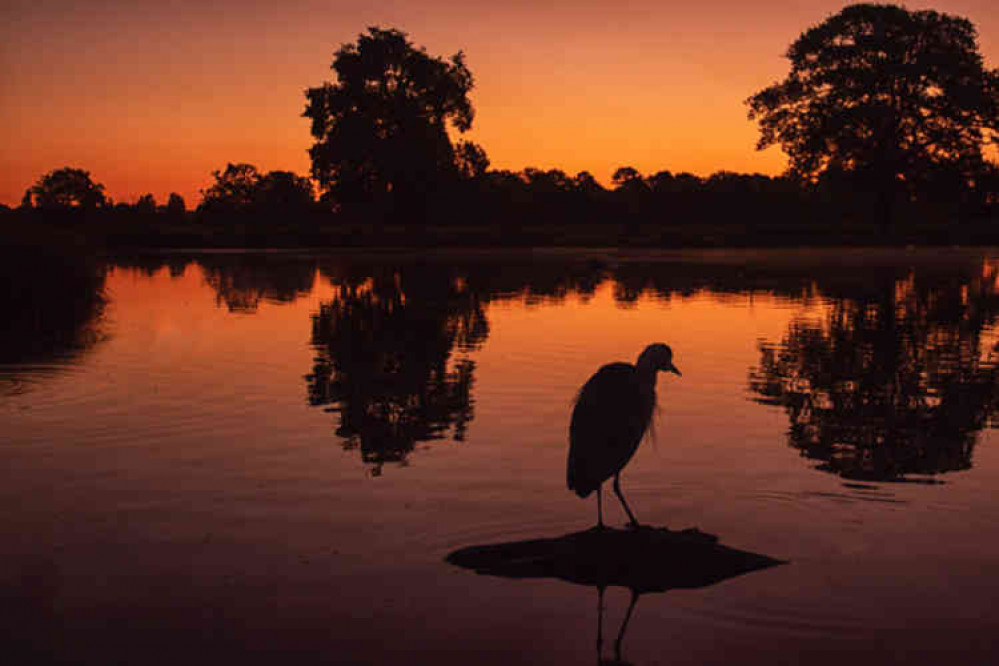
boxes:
[746,3,998,227]
[24,167,108,210]
[303,27,481,214]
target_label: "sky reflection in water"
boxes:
[3,249,999,665]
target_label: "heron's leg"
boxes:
[614,590,639,662]
[613,472,640,528]
[596,586,605,659]
[597,484,604,529]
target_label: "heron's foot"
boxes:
[588,523,609,533]
[625,520,643,530]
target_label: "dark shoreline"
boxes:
[5,221,999,252]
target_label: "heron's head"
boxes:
[639,343,681,376]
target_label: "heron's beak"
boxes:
[667,363,681,376]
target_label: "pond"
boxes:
[3,247,999,665]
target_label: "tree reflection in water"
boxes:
[306,263,489,474]
[198,254,317,313]
[749,264,999,482]
[1,246,107,377]
[303,255,619,473]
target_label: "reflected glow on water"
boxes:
[2,249,999,665]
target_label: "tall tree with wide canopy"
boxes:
[24,167,108,210]
[746,3,998,228]
[304,27,480,215]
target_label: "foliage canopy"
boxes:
[200,163,313,214]
[25,167,108,210]
[746,3,998,201]
[200,163,262,212]
[303,27,479,211]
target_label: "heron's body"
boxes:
[567,344,681,527]
[568,363,655,497]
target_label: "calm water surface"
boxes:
[3,248,999,664]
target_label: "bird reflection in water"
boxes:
[569,344,681,527]
[447,527,783,664]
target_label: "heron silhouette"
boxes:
[568,343,681,528]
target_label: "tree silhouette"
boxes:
[199,163,262,214]
[165,193,186,216]
[135,193,157,215]
[199,163,314,217]
[252,170,314,212]
[303,27,484,217]
[24,167,108,211]
[746,3,998,229]
[454,140,490,180]
[749,268,999,481]
[646,170,675,195]
[572,171,604,195]
[611,167,644,189]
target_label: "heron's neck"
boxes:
[634,357,659,390]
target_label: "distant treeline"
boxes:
[4,5,998,248]
[3,161,996,249]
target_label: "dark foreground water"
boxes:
[3,248,999,665]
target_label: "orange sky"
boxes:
[1,0,996,207]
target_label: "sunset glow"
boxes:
[2,0,996,206]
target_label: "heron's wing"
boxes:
[567,364,651,496]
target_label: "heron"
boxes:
[568,343,681,528]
